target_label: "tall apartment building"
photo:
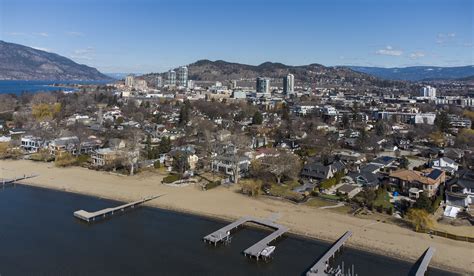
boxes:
[167,70,176,86]
[420,85,436,98]
[283,73,294,95]
[177,66,188,87]
[125,74,135,87]
[256,77,270,94]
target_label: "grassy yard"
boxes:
[269,181,304,201]
[374,190,392,209]
[305,198,337,208]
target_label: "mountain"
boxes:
[0,40,111,81]
[347,65,474,81]
[142,59,398,87]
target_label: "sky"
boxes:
[0,0,473,73]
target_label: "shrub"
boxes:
[54,152,77,167]
[76,154,90,165]
[163,174,181,183]
[205,181,220,190]
[154,161,161,169]
[30,149,54,162]
[386,207,393,215]
[376,205,384,213]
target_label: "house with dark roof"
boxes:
[431,157,458,174]
[347,164,383,189]
[371,156,396,167]
[301,160,346,181]
[445,170,474,209]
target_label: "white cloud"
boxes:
[66,31,84,37]
[71,47,95,60]
[33,32,49,37]
[375,45,403,56]
[409,51,425,59]
[436,32,456,44]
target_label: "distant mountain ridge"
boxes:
[142,59,398,87]
[347,65,474,81]
[0,40,111,81]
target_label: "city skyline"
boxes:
[0,0,472,73]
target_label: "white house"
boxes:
[431,157,458,173]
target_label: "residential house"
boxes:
[389,168,445,197]
[445,170,474,210]
[49,136,101,156]
[210,145,250,181]
[91,148,121,167]
[431,157,458,174]
[347,164,383,189]
[301,160,346,181]
[20,136,45,153]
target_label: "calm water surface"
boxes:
[0,80,110,95]
[0,185,456,276]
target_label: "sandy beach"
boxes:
[1,159,473,275]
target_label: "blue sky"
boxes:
[0,0,472,73]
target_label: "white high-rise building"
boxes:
[283,74,294,95]
[256,77,270,94]
[420,85,436,98]
[125,74,135,87]
[155,75,163,88]
[177,66,188,87]
[167,70,176,86]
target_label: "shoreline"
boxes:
[1,160,472,275]
[13,182,416,264]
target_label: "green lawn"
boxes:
[305,198,337,208]
[269,182,304,201]
[374,191,392,209]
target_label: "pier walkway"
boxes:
[1,174,39,187]
[409,247,436,276]
[73,194,162,222]
[306,231,352,276]
[203,216,289,260]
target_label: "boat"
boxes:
[260,246,276,258]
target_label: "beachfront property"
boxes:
[91,148,121,167]
[20,136,45,153]
[389,168,445,198]
[49,136,102,157]
[301,160,346,181]
[444,170,474,217]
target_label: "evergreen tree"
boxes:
[252,111,263,125]
[434,110,450,133]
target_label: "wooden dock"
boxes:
[203,216,289,260]
[1,174,39,187]
[409,247,436,276]
[73,195,162,222]
[306,231,352,276]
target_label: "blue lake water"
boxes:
[0,185,456,276]
[0,80,110,95]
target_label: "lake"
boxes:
[0,80,110,95]
[0,185,455,276]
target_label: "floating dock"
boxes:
[73,195,162,222]
[409,247,436,276]
[306,231,352,276]
[203,216,289,260]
